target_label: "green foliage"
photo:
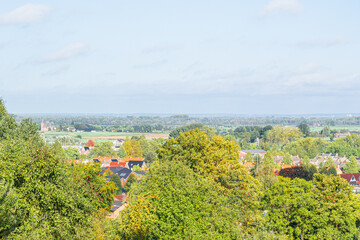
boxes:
[285,137,328,159]
[118,160,245,239]
[232,125,272,145]
[298,123,310,137]
[308,164,318,179]
[327,134,360,157]
[301,156,310,170]
[70,163,116,209]
[264,126,303,149]
[263,174,360,239]
[257,152,278,190]
[118,145,128,158]
[90,141,116,157]
[0,100,115,239]
[320,125,331,137]
[50,140,66,160]
[262,177,318,239]
[282,153,292,165]
[109,174,122,195]
[311,174,360,239]
[169,123,216,139]
[132,165,142,171]
[124,139,143,157]
[124,174,137,193]
[245,151,254,163]
[324,157,335,168]
[326,166,338,176]
[344,156,360,174]
[65,147,79,160]
[0,179,25,237]
[139,136,161,164]
[157,129,261,230]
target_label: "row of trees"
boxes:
[19,113,360,130]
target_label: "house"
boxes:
[243,162,255,169]
[122,157,145,162]
[110,161,126,168]
[127,160,146,170]
[335,167,343,175]
[334,133,351,139]
[108,200,126,219]
[239,150,266,160]
[112,167,134,187]
[310,154,348,170]
[272,155,302,166]
[340,173,360,186]
[340,173,360,193]
[113,139,125,148]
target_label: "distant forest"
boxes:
[14,114,360,130]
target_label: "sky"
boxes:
[0,0,359,115]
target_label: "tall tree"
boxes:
[298,123,310,137]
[117,145,128,158]
[50,140,66,160]
[257,152,278,190]
[124,139,143,157]
[0,99,116,238]
[86,139,95,147]
[263,174,360,239]
[157,129,261,231]
[90,141,116,157]
[245,151,254,163]
[110,174,122,195]
[118,160,247,239]
[344,156,360,174]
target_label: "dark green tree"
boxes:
[124,174,137,193]
[110,174,122,195]
[298,123,310,137]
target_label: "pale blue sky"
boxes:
[1,1,359,114]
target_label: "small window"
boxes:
[351,176,356,181]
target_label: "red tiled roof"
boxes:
[244,162,255,168]
[114,194,125,201]
[122,157,144,162]
[340,173,360,183]
[239,152,247,158]
[110,162,126,167]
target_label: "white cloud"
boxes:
[41,43,87,62]
[0,4,50,25]
[259,0,303,16]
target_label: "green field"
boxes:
[41,131,168,137]
[40,131,170,145]
[310,125,360,132]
